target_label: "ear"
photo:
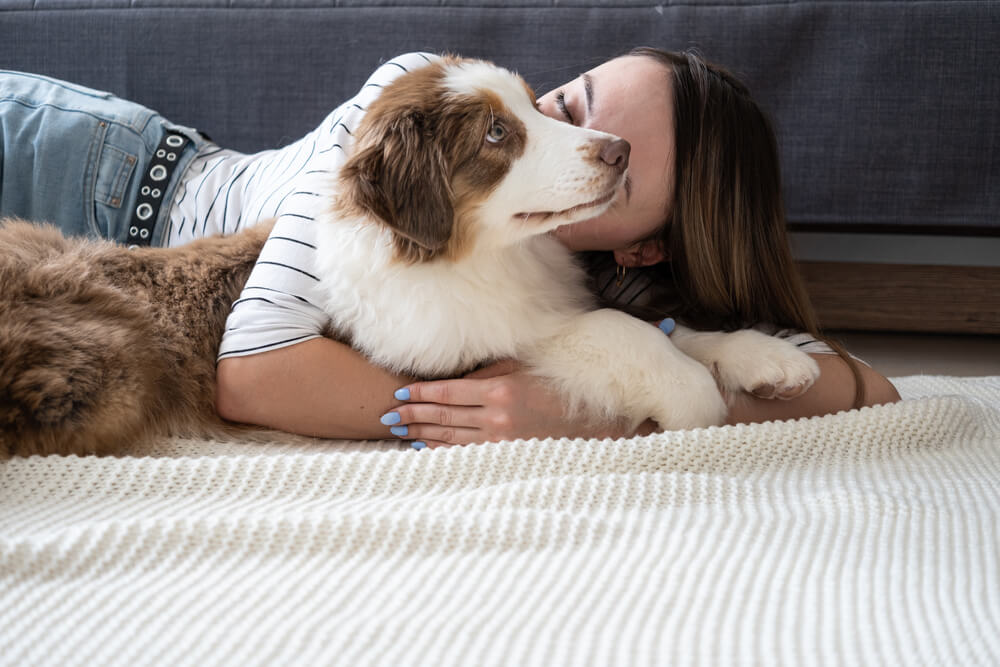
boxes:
[612,239,668,268]
[339,111,454,255]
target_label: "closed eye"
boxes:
[555,91,574,124]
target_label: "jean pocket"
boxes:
[94,144,138,209]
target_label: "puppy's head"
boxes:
[334,57,629,262]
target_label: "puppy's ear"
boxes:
[339,111,453,259]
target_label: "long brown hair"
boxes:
[618,47,865,406]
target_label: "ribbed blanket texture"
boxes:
[1,375,998,666]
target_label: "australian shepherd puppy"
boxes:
[0,57,818,457]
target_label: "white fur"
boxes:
[314,59,819,431]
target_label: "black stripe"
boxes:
[219,334,316,358]
[386,62,409,72]
[205,162,254,236]
[318,144,345,154]
[618,269,644,296]
[254,140,315,221]
[277,213,315,222]
[269,235,317,249]
[243,285,314,305]
[625,279,653,306]
[231,296,275,308]
[599,269,618,297]
[256,261,320,281]
[233,161,267,232]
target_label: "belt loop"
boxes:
[126,132,190,248]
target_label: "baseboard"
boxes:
[798,262,1000,335]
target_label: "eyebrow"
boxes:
[582,72,594,116]
[581,72,629,202]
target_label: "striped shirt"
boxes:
[594,262,848,358]
[167,52,439,361]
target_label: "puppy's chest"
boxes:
[313,226,589,377]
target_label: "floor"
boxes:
[830,331,1000,378]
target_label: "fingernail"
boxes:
[394,388,411,401]
[658,318,676,335]
[411,441,427,451]
[390,425,408,437]
[379,411,401,426]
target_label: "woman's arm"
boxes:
[216,338,414,439]
[725,353,900,425]
[215,335,900,446]
[389,353,900,448]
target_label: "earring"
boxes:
[615,263,627,287]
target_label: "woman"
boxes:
[213,48,899,448]
[0,50,899,450]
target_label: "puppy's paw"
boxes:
[710,331,820,401]
[644,358,728,431]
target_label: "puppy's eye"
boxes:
[486,121,507,144]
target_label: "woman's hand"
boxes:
[378,360,647,449]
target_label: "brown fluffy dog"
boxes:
[0,219,273,457]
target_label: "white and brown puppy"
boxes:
[318,57,817,431]
[0,56,817,458]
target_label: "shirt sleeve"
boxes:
[752,323,870,366]
[217,52,440,361]
[217,217,330,360]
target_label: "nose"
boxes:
[599,138,630,172]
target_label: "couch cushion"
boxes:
[1,0,997,232]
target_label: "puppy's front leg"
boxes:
[523,310,728,433]
[669,325,820,400]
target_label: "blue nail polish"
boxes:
[411,441,427,451]
[390,425,408,437]
[379,411,401,426]
[394,388,411,401]
[659,318,676,336]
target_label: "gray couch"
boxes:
[2,0,998,330]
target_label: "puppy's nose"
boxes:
[599,138,631,171]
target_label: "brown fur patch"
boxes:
[332,59,529,264]
[0,219,274,457]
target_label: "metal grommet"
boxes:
[165,135,184,147]
[136,203,154,221]
[166,152,176,161]
[128,244,139,250]
[141,186,151,196]
[151,188,161,198]
[129,225,139,236]
[150,165,168,181]
[156,149,166,158]
[139,228,149,239]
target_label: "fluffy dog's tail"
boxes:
[0,221,165,456]
[0,219,274,458]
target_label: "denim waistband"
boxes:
[0,70,206,246]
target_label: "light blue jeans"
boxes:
[0,71,204,246]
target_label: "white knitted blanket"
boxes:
[2,375,998,666]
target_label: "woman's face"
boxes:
[536,55,675,263]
